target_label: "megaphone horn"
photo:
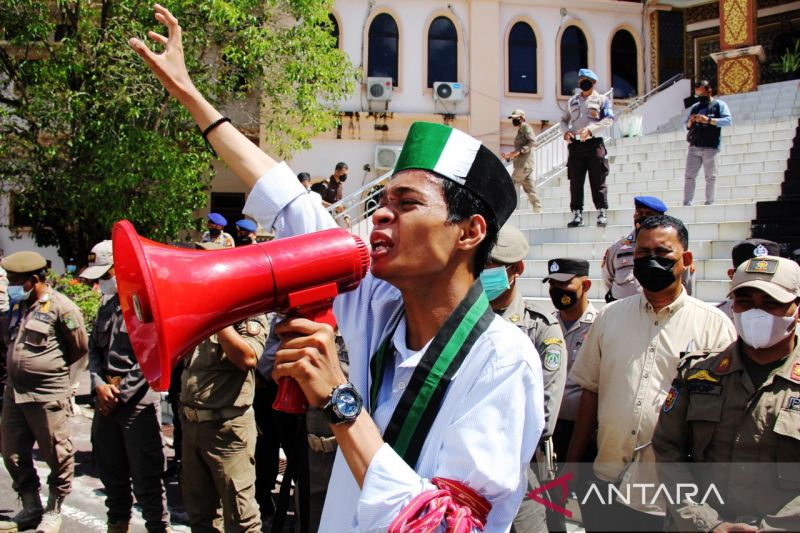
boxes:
[112,220,369,413]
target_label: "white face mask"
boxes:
[99,277,118,296]
[733,308,798,349]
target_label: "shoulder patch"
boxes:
[791,363,800,383]
[543,337,564,346]
[62,312,79,331]
[543,347,561,372]
[663,386,679,413]
[246,321,262,336]
[686,369,720,383]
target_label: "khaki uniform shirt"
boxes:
[0,266,8,313]
[4,289,89,403]
[181,314,269,411]
[500,291,567,440]
[569,289,736,511]
[653,340,800,531]
[559,90,614,137]
[88,294,158,405]
[201,231,235,249]
[556,303,598,422]
[512,123,536,170]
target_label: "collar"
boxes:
[557,302,597,333]
[499,290,526,326]
[391,317,433,369]
[641,286,688,315]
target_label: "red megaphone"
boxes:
[112,220,369,413]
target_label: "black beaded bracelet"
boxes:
[201,116,231,156]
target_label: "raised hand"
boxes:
[128,4,196,101]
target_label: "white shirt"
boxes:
[243,162,544,532]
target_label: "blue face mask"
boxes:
[8,285,32,303]
[480,266,511,301]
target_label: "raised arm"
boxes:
[128,4,277,189]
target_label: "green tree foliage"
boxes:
[0,0,356,263]
[47,271,101,333]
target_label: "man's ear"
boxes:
[727,268,735,280]
[514,260,525,277]
[682,250,693,269]
[456,214,487,253]
[582,278,592,292]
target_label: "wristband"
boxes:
[201,116,231,156]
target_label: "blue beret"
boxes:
[578,69,598,82]
[236,219,257,232]
[634,196,667,213]
[207,212,227,226]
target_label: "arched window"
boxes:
[508,21,537,94]
[611,29,639,98]
[368,13,399,86]
[329,13,340,49]
[560,26,588,95]
[427,16,458,87]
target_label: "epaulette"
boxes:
[525,301,558,326]
[677,350,722,371]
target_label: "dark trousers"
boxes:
[579,479,665,532]
[91,400,168,531]
[567,138,609,211]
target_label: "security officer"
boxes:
[0,251,88,533]
[180,242,268,532]
[560,68,614,228]
[201,212,235,248]
[654,255,800,531]
[83,241,169,533]
[502,109,542,213]
[542,258,598,465]
[234,219,258,247]
[716,238,780,320]
[602,195,695,302]
[481,225,567,533]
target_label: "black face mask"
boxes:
[550,287,580,311]
[512,118,522,127]
[579,80,594,92]
[339,173,348,182]
[633,256,678,293]
[209,228,221,237]
[697,95,710,104]
[236,236,252,246]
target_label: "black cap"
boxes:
[542,258,590,283]
[731,239,781,268]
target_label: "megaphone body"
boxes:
[112,220,369,413]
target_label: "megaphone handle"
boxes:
[272,305,338,415]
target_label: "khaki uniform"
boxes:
[0,266,8,313]
[200,231,235,249]
[88,294,168,531]
[556,303,598,423]
[180,315,268,533]
[504,291,567,533]
[602,231,695,301]
[1,289,88,498]
[510,123,541,211]
[654,340,800,531]
[570,290,736,513]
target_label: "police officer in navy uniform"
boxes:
[234,219,258,246]
[560,68,615,228]
[482,225,567,533]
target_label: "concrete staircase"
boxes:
[513,94,798,308]
[656,79,800,133]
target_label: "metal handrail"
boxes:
[327,75,685,230]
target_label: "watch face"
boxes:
[335,390,360,418]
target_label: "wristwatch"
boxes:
[322,383,363,425]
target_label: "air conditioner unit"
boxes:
[374,145,403,172]
[433,81,464,102]
[366,77,393,101]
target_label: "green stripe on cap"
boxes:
[394,122,479,185]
